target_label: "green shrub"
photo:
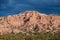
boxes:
[0,31,60,40]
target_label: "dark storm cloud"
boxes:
[0,0,60,16]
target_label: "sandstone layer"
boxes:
[0,11,60,35]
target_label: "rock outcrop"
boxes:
[0,11,60,35]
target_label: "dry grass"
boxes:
[0,31,60,40]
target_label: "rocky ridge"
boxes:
[0,11,60,35]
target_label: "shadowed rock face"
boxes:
[0,11,60,35]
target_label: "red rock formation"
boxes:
[0,11,60,35]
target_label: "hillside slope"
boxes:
[0,11,60,35]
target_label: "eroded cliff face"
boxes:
[0,11,60,35]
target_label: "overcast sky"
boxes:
[0,0,60,16]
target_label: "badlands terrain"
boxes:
[0,11,60,35]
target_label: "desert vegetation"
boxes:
[0,31,60,40]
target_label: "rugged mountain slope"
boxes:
[0,11,60,35]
